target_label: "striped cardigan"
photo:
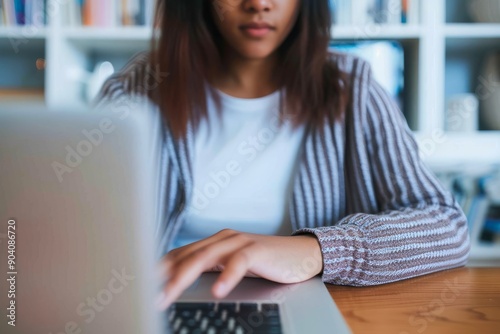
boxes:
[97,52,470,286]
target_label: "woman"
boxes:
[97,0,470,309]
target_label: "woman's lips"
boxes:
[240,22,275,38]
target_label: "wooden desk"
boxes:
[328,268,500,334]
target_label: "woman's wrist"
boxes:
[292,234,324,277]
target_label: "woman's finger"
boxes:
[212,246,256,298]
[166,230,239,270]
[157,229,239,283]
[159,234,255,308]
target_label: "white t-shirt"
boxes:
[172,88,306,248]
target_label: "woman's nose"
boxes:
[243,0,274,13]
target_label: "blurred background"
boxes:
[0,0,499,266]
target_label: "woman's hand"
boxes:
[156,229,323,310]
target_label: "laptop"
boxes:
[0,105,351,334]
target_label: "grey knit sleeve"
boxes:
[294,72,470,286]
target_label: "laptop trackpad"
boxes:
[184,275,202,292]
[178,273,295,302]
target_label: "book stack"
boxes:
[481,205,500,243]
[330,0,420,26]
[0,0,46,27]
[64,0,155,27]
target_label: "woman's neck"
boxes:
[212,50,280,99]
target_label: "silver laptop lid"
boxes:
[0,105,163,334]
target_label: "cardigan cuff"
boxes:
[292,225,372,286]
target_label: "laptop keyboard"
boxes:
[167,302,283,334]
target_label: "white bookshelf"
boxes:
[0,26,46,50]
[331,24,423,40]
[416,132,500,167]
[63,26,152,50]
[0,26,47,38]
[1,0,500,263]
[445,23,500,37]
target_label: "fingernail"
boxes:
[156,292,168,310]
[215,282,226,297]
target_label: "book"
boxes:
[352,0,376,25]
[329,0,337,24]
[77,0,150,27]
[331,0,350,26]
[2,0,16,26]
[82,0,93,26]
[386,0,402,24]
[26,0,45,26]
[24,0,31,24]
[480,204,500,243]
[145,0,153,26]
[408,0,420,25]
[468,195,490,243]
[374,0,386,24]
[65,0,82,27]
[121,0,131,25]
[137,0,145,26]
[13,0,24,25]
[402,0,409,23]
[0,0,46,26]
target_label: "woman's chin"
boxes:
[231,44,275,60]
[236,48,277,61]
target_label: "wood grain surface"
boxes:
[328,267,500,334]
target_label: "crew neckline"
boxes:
[213,87,281,113]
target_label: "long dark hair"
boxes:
[150,0,349,138]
